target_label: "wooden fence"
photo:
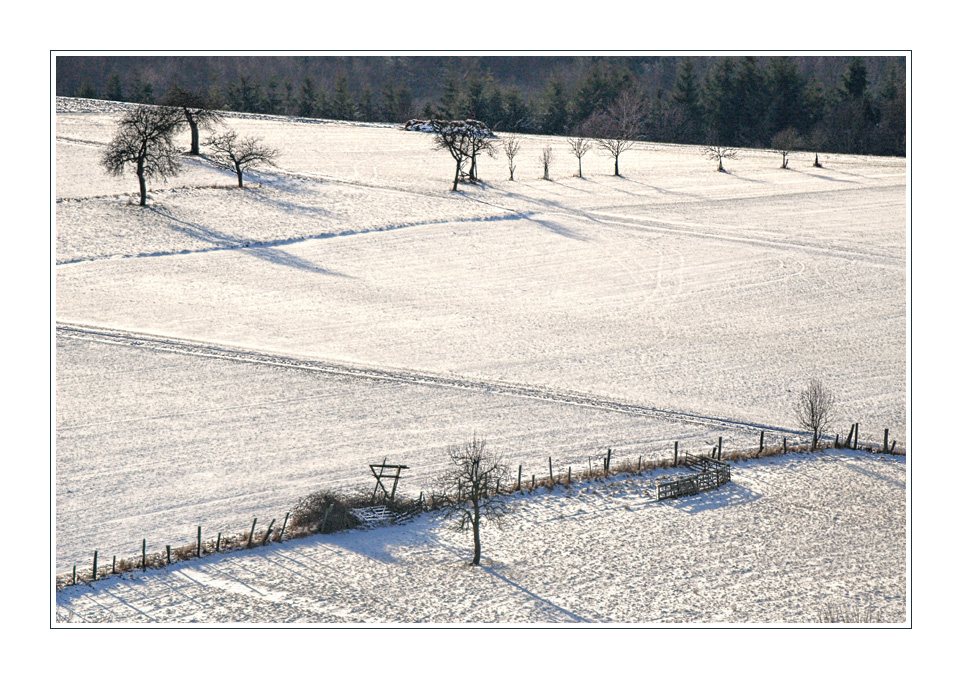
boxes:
[655,455,731,501]
[59,425,902,587]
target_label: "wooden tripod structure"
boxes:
[370,459,409,502]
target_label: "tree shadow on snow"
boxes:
[147,206,351,277]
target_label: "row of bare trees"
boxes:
[101,96,279,205]
[430,88,817,187]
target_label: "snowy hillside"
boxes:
[56,450,905,624]
[54,98,907,623]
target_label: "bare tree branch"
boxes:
[429,119,496,191]
[582,89,648,177]
[434,436,511,566]
[703,142,738,173]
[540,146,553,180]
[101,104,182,206]
[163,86,223,155]
[502,136,521,181]
[206,129,280,188]
[566,136,593,178]
[794,378,835,451]
[771,127,803,169]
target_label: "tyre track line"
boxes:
[57,321,804,438]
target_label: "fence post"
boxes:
[883,428,889,453]
[854,423,859,450]
[72,565,76,585]
[216,532,222,552]
[112,555,116,575]
[92,551,98,581]
[674,441,678,466]
[142,539,146,571]
[197,526,202,558]
[279,512,290,542]
[166,545,171,565]
[783,437,787,454]
[247,518,257,548]
[758,431,765,456]
[568,466,571,485]
[717,436,723,460]
[549,457,553,481]
[517,464,522,491]
[263,518,276,546]
[845,424,855,448]
[606,449,612,476]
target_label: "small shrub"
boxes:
[289,490,360,534]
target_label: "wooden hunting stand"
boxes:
[370,459,409,502]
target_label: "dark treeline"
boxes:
[57,55,906,157]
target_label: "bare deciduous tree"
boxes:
[466,122,498,183]
[431,120,495,191]
[794,378,835,451]
[703,142,738,172]
[771,127,803,169]
[566,135,592,178]
[502,136,521,181]
[434,437,511,566]
[584,89,647,177]
[101,104,183,206]
[541,146,553,180]
[206,129,280,188]
[164,86,223,155]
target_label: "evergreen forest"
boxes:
[56,55,906,157]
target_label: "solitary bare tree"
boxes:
[771,127,803,169]
[502,136,521,180]
[584,89,647,177]
[566,135,593,178]
[164,86,223,155]
[434,437,511,566]
[101,104,183,206]
[703,142,738,172]
[206,129,280,188]
[540,146,553,180]
[794,378,835,451]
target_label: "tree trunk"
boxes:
[452,160,460,191]
[136,157,147,206]
[718,158,724,172]
[614,155,620,177]
[235,162,244,188]
[189,120,200,155]
[471,500,481,565]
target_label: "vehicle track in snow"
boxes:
[57,322,805,439]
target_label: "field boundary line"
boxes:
[56,321,804,437]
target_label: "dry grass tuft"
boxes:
[817,605,884,624]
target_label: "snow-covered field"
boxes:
[56,450,905,624]
[54,98,907,623]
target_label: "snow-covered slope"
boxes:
[56,450,905,624]
[54,99,907,623]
